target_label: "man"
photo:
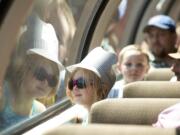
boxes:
[143,15,177,68]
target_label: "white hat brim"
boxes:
[67,63,101,78]
[27,49,64,70]
[169,53,180,59]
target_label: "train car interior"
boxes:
[0,0,180,134]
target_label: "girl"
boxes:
[66,47,117,124]
[108,44,150,98]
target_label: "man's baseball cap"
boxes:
[143,15,176,32]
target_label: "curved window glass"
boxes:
[0,0,87,132]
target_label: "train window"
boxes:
[101,0,180,79]
[0,0,87,133]
[102,0,180,53]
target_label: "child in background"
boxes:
[108,44,150,98]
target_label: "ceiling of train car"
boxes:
[89,0,150,50]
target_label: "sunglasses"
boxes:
[68,77,87,90]
[33,67,58,88]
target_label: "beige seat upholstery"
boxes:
[123,81,180,98]
[145,68,174,81]
[89,98,180,125]
[43,124,177,135]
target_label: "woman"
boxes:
[66,47,117,124]
[0,15,63,130]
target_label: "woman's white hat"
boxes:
[19,13,63,70]
[67,47,117,89]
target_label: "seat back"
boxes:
[89,98,180,125]
[145,68,174,81]
[123,81,180,98]
[44,124,177,135]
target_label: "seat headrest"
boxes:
[123,81,180,98]
[90,98,180,125]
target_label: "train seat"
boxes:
[89,98,180,125]
[43,124,177,135]
[123,81,180,98]
[145,68,174,81]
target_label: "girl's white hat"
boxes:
[19,13,63,70]
[67,47,117,89]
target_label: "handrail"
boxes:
[1,98,72,135]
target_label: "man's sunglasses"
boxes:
[33,67,58,88]
[68,77,87,90]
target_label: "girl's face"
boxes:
[70,69,98,108]
[21,56,58,98]
[119,50,149,83]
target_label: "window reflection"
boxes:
[0,0,86,132]
[0,12,62,132]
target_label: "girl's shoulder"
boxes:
[33,100,46,114]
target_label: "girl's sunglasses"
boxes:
[33,67,57,88]
[68,77,87,90]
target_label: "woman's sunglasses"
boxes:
[33,67,58,88]
[68,77,87,90]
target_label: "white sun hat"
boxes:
[67,47,117,89]
[19,13,63,70]
[169,47,180,59]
